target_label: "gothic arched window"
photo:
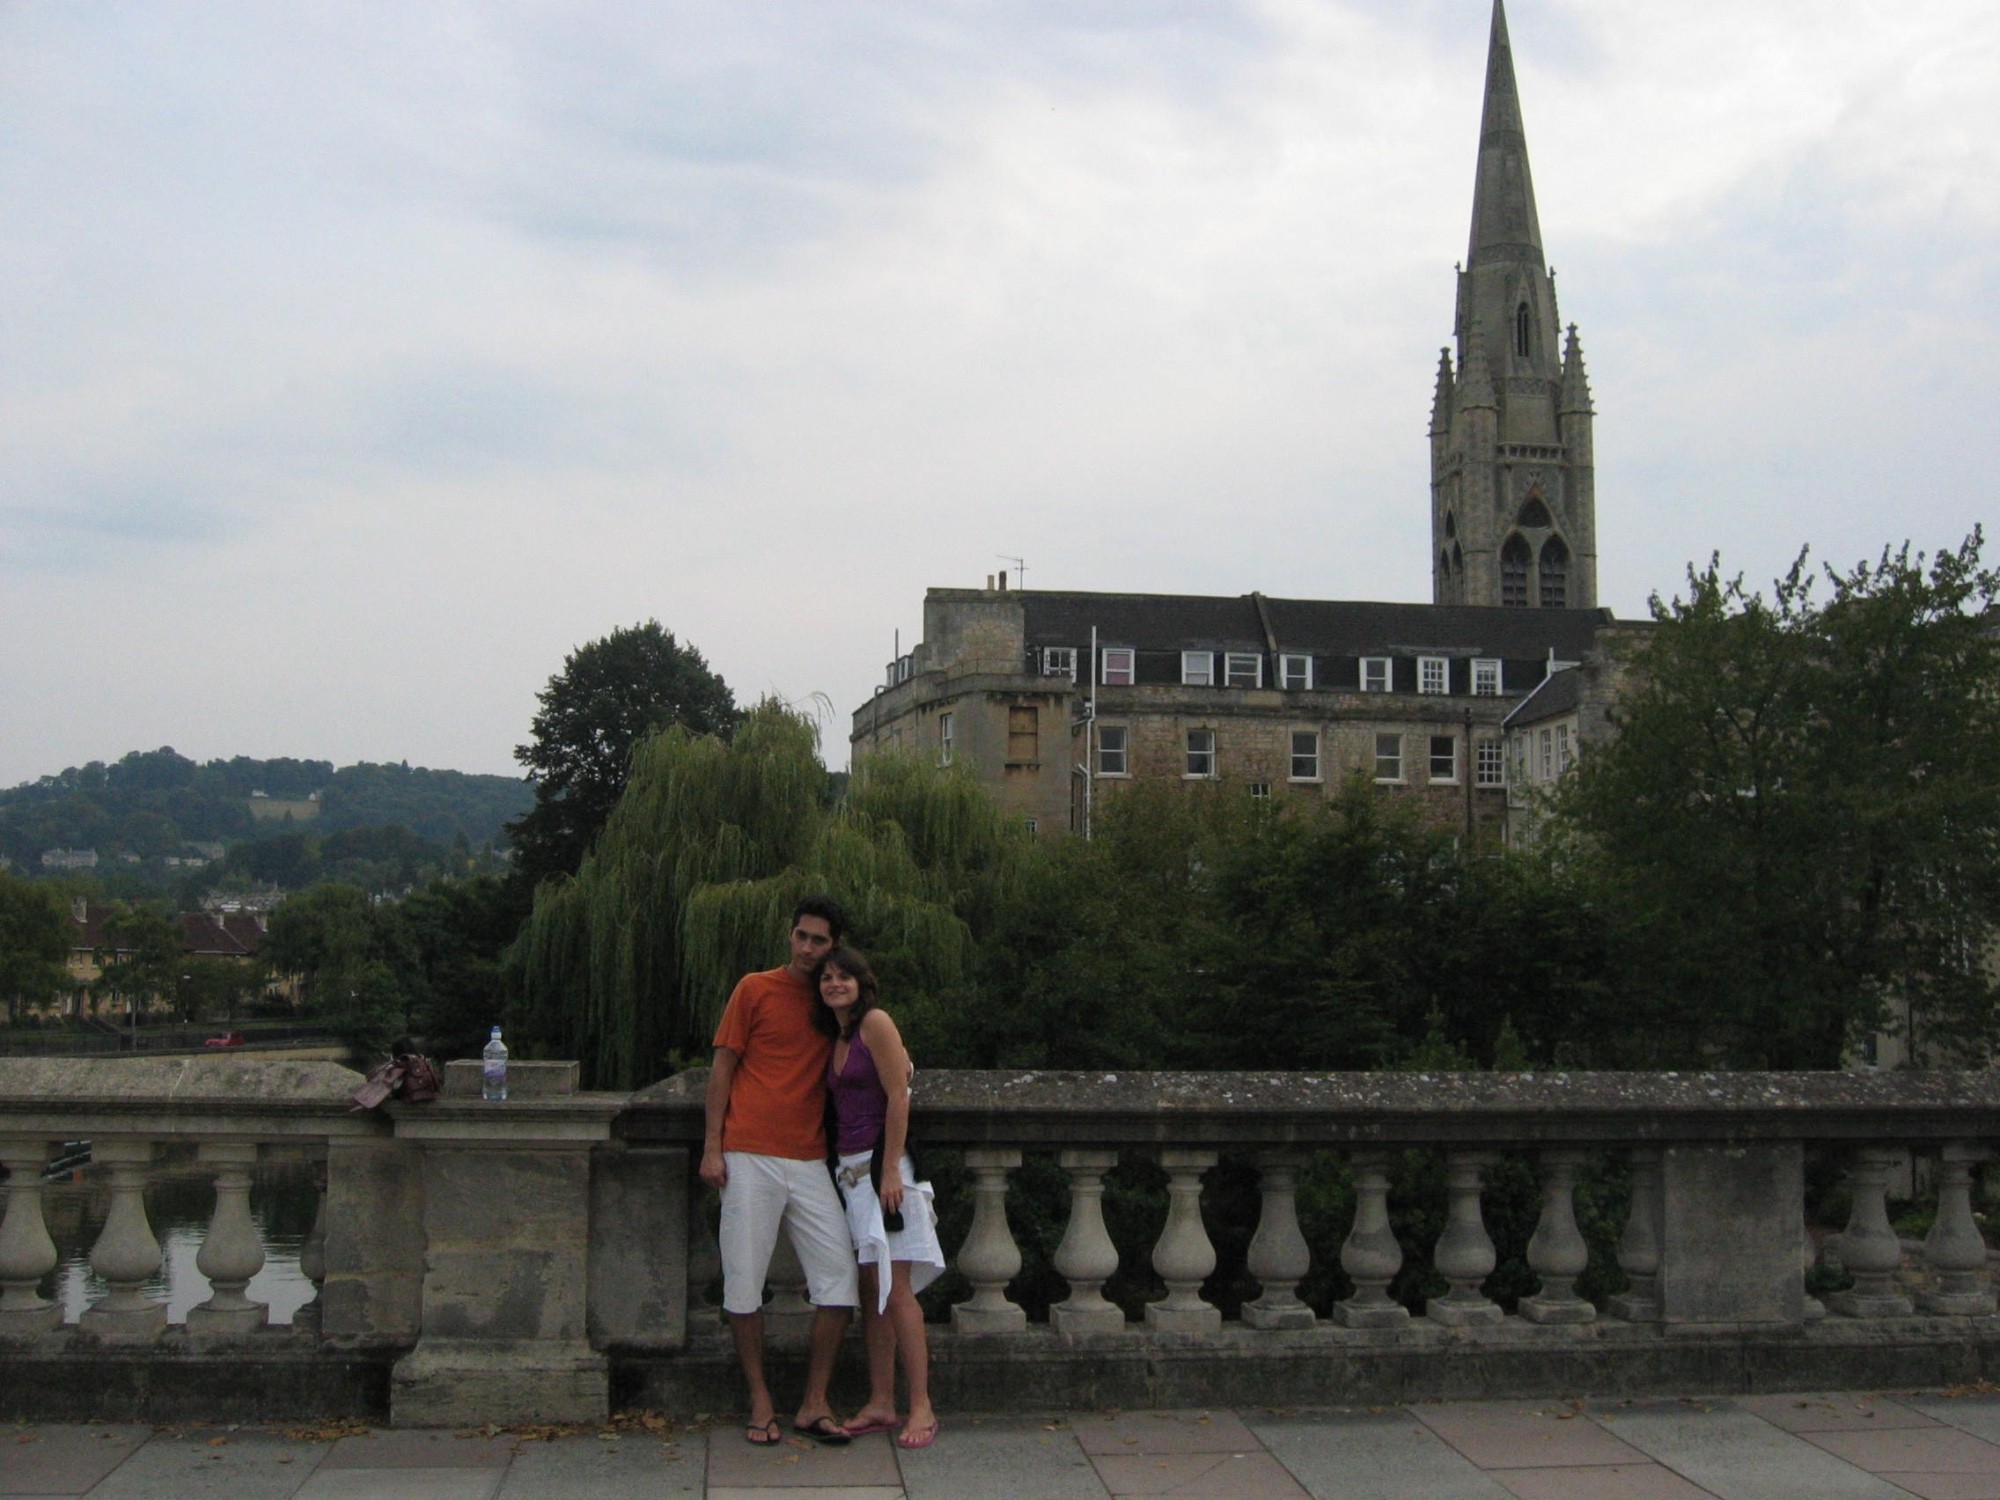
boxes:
[1440,551,1455,603]
[1517,497,1552,529]
[1514,301,1532,359]
[1501,534,1531,608]
[1444,510,1456,539]
[1539,535,1570,608]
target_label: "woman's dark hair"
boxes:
[809,946,880,1039]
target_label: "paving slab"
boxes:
[898,1418,1104,1500]
[1247,1411,1515,1500]
[1908,1396,2000,1447]
[1806,1425,2000,1474]
[1873,1474,2000,1500]
[0,1424,151,1496]
[289,1471,502,1500]
[1072,1411,1260,1456]
[1593,1399,1911,1500]
[1485,1465,1714,1500]
[1412,1402,1650,1470]
[81,1429,327,1500]
[707,1489,904,1500]
[317,1430,517,1469]
[1088,1449,1307,1497]
[1737,1393,1942,1434]
[704,1425,904,1489]
[495,1434,703,1498]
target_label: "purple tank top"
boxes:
[829,1032,888,1155]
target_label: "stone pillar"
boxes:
[1922,1144,1995,1316]
[762,1231,814,1341]
[687,1163,723,1327]
[389,1093,624,1427]
[79,1138,167,1343]
[1830,1147,1913,1318]
[1608,1147,1661,1323]
[1427,1151,1501,1326]
[588,1145,689,1351]
[1146,1149,1219,1334]
[1521,1149,1594,1324]
[320,1136,425,1348]
[1334,1150,1407,1328]
[188,1140,267,1338]
[1051,1149,1123,1337]
[952,1148,1026,1333]
[1658,1143,1805,1326]
[0,1136,60,1337]
[1242,1151,1314,1330]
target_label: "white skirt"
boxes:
[834,1149,947,1314]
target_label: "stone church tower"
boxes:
[1431,0,1596,610]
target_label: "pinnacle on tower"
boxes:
[1560,324,1593,414]
[1430,347,1456,435]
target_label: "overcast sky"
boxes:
[2,0,1995,788]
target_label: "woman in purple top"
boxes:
[811,947,943,1450]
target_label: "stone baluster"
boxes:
[687,1178,723,1322]
[0,1136,60,1337]
[1146,1149,1219,1333]
[1428,1151,1502,1326]
[762,1226,814,1340]
[1334,1150,1408,1327]
[293,1154,328,1337]
[952,1148,1026,1332]
[189,1141,267,1338]
[1608,1147,1661,1322]
[79,1139,167,1342]
[1243,1150,1315,1329]
[1922,1144,1995,1316]
[1829,1147,1912,1318]
[1521,1149,1595,1324]
[1051,1149,1124,1336]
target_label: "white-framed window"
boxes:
[1279,653,1313,691]
[1023,817,1038,837]
[1538,728,1553,781]
[1419,656,1449,695]
[1101,647,1136,686]
[1472,658,1502,696]
[1097,724,1129,777]
[1374,732,1403,782]
[1476,739,1505,787]
[1185,728,1217,778]
[1041,646,1076,680]
[939,712,955,767]
[1181,651,1215,686]
[1248,782,1272,799]
[1429,735,1458,782]
[1289,730,1320,781]
[1556,724,1572,773]
[1360,657,1392,692]
[1224,652,1262,688]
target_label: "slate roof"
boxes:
[1019,591,1610,658]
[1502,664,1583,727]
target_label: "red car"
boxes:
[204,1031,247,1048]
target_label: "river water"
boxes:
[39,1153,319,1324]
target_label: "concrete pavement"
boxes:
[9,1391,2000,1498]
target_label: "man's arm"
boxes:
[699,1046,740,1189]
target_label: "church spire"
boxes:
[1466,0,1544,272]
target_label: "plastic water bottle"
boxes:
[482,1026,508,1102]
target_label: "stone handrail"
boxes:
[5,1060,2000,1427]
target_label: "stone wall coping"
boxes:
[623,1067,2000,1146]
[387,1094,628,1145]
[0,1055,364,1103]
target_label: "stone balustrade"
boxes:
[5,1058,2000,1426]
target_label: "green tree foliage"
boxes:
[95,903,183,1023]
[1553,532,2000,1068]
[511,703,1020,1088]
[508,621,741,890]
[0,871,69,1025]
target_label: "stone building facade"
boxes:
[852,1,1619,839]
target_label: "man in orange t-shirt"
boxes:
[701,895,859,1446]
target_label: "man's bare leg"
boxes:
[729,1310,780,1441]
[794,1304,852,1429]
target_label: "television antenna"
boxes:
[997,554,1026,590]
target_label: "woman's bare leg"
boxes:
[842,1264,900,1433]
[887,1261,936,1443]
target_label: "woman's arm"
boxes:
[862,1009,913,1216]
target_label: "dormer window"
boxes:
[1223,653,1262,688]
[1181,651,1215,686]
[1360,657,1392,692]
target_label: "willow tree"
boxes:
[509,701,1024,1088]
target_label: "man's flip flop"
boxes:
[898,1419,940,1450]
[792,1416,852,1446]
[841,1416,898,1438]
[745,1418,781,1445]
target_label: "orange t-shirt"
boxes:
[711,966,831,1160]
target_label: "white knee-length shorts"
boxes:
[718,1151,860,1316]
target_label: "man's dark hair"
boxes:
[791,894,849,943]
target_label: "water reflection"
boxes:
[40,1154,318,1325]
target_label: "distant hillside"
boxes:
[0,748,532,872]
